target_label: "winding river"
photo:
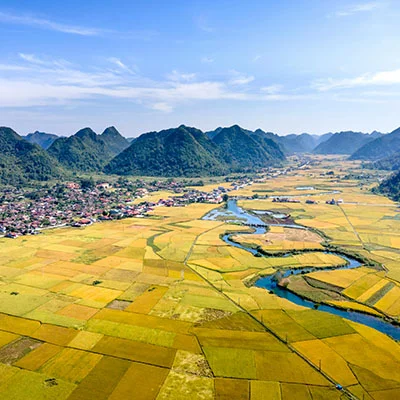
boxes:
[203,199,400,340]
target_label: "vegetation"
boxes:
[211,125,285,171]
[0,126,64,185]
[99,126,130,156]
[104,125,228,177]
[23,131,59,149]
[350,126,400,160]
[372,152,400,170]
[376,170,400,200]
[313,131,380,155]
[2,159,400,399]
[47,127,114,172]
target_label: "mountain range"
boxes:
[105,125,227,177]
[48,127,130,172]
[313,131,383,155]
[2,124,400,183]
[350,127,400,161]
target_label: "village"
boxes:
[0,176,258,238]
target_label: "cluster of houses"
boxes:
[326,198,344,205]
[0,177,255,238]
[272,197,301,204]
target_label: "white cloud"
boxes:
[0,53,309,110]
[260,84,283,94]
[314,68,400,91]
[334,1,384,17]
[167,70,196,82]
[108,57,137,74]
[196,15,214,33]
[0,64,29,71]
[253,55,262,62]
[0,11,102,36]
[19,53,46,64]
[229,71,255,85]
[201,56,214,64]
[150,102,173,113]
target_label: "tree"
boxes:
[80,177,95,190]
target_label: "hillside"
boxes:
[100,126,130,156]
[249,130,286,159]
[351,127,400,161]
[376,170,400,201]
[23,131,59,149]
[0,127,63,184]
[105,125,227,177]
[211,125,285,171]
[372,152,400,170]
[313,131,379,155]
[48,127,112,172]
[278,133,325,154]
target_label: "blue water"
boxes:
[204,199,303,229]
[204,199,400,341]
[256,277,400,340]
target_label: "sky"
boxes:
[1,0,400,137]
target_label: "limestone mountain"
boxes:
[105,125,227,177]
[350,127,400,161]
[47,127,112,172]
[314,131,381,155]
[0,127,63,184]
[99,126,130,156]
[23,131,60,149]
[211,125,285,171]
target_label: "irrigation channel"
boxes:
[203,199,400,340]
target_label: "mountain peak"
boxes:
[75,127,97,140]
[101,126,121,137]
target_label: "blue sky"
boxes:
[1,0,400,137]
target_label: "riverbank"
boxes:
[203,199,400,340]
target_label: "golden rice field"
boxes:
[0,158,400,399]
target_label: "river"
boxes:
[203,199,400,340]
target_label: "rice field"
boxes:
[1,158,400,398]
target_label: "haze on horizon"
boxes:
[1,0,400,137]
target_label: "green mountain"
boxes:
[279,133,332,154]
[313,131,379,155]
[100,126,130,156]
[105,125,227,177]
[249,130,286,159]
[48,127,112,172]
[350,128,400,161]
[23,131,60,149]
[376,170,400,201]
[372,152,400,171]
[0,127,63,185]
[211,125,285,170]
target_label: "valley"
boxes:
[0,156,399,399]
